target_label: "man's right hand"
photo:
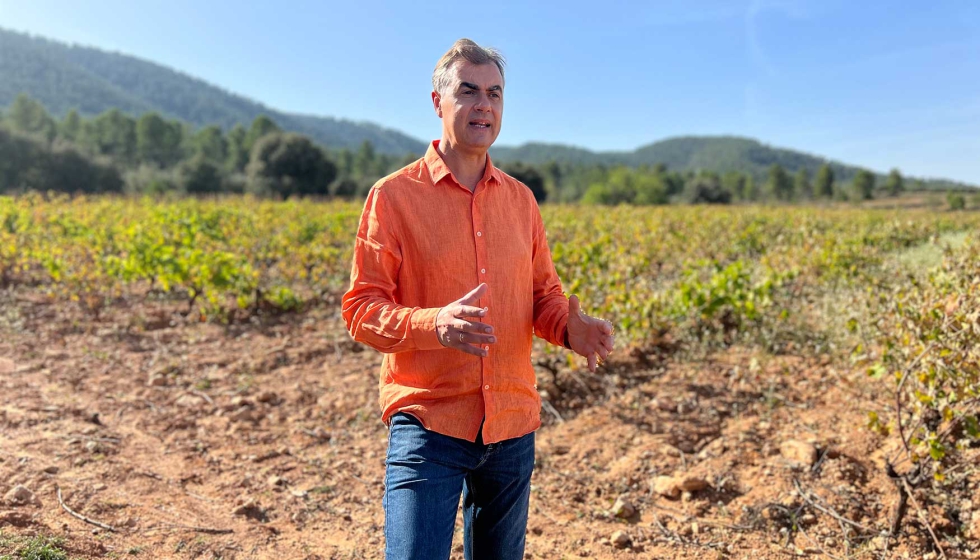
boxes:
[436,283,495,357]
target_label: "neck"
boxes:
[437,138,487,192]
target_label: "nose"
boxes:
[475,93,492,111]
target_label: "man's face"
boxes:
[432,60,504,155]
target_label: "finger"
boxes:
[454,319,494,335]
[600,335,615,353]
[458,283,488,305]
[455,305,487,318]
[597,345,610,361]
[568,294,580,318]
[587,352,597,373]
[453,342,488,358]
[601,320,613,335]
[456,329,496,346]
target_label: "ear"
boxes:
[431,91,443,119]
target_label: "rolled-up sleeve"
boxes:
[530,203,569,347]
[341,187,443,353]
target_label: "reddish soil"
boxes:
[1,290,977,559]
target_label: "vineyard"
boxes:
[1,195,978,559]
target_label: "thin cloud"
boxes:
[746,0,776,77]
[745,0,813,77]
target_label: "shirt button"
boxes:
[484,346,489,351]
[477,231,482,237]
[481,268,486,274]
[484,385,490,390]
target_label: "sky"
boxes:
[1,0,979,184]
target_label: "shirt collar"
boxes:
[424,140,501,189]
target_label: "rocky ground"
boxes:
[1,289,977,559]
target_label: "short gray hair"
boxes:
[432,38,506,95]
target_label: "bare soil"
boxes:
[1,290,977,559]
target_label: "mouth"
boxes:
[469,120,492,129]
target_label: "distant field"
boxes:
[859,189,980,210]
[2,194,977,342]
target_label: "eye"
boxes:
[490,92,501,99]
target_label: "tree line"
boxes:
[0,93,946,206]
[0,94,420,199]
[539,159,913,205]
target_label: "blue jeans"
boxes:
[383,412,535,560]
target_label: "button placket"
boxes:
[474,216,486,277]
[473,196,493,426]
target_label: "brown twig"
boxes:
[893,342,935,462]
[541,399,564,423]
[263,344,288,357]
[57,486,117,532]
[301,428,329,441]
[886,462,910,545]
[646,502,755,532]
[332,337,346,364]
[565,368,594,395]
[810,447,831,474]
[666,443,689,471]
[62,434,121,443]
[763,503,804,550]
[114,403,132,421]
[804,480,875,556]
[900,477,947,560]
[158,522,233,535]
[792,479,873,534]
[651,513,685,544]
[188,389,213,405]
[184,490,216,503]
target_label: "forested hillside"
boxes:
[492,136,973,191]
[0,28,426,154]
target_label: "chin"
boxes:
[473,133,498,148]
[461,140,494,152]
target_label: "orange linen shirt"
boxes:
[341,140,570,444]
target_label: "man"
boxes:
[341,38,615,560]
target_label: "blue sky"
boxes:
[1,0,978,184]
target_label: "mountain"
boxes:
[0,28,426,155]
[492,136,974,189]
[490,142,631,167]
[1,28,973,190]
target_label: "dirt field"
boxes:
[1,289,977,559]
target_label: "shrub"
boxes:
[124,165,178,195]
[179,155,224,195]
[946,191,966,211]
[870,238,980,477]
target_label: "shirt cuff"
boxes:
[410,307,443,351]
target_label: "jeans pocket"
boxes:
[389,411,426,433]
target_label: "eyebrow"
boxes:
[459,81,503,92]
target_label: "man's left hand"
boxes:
[566,295,615,373]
